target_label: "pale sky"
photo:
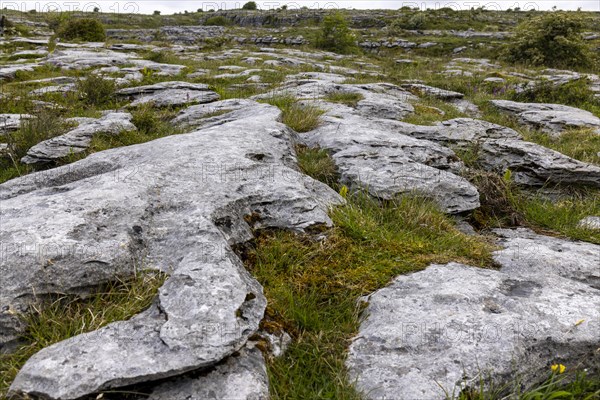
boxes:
[1,0,598,15]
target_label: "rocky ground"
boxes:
[0,8,599,400]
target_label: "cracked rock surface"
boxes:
[3,101,342,399]
[347,229,600,399]
[21,112,137,164]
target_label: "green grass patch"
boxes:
[296,144,339,188]
[260,95,324,132]
[403,96,467,125]
[0,271,166,398]
[247,192,495,399]
[324,91,364,107]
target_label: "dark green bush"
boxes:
[204,15,231,26]
[56,18,106,42]
[242,1,257,10]
[503,12,593,68]
[315,12,357,54]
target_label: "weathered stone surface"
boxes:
[172,98,259,129]
[302,108,480,214]
[493,228,600,289]
[0,113,32,135]
[4,102,342,399]
[0,63,41,80]
[401,83,465,99]
[399,118,600,188]
[117,81,220,107]
[106,26,225,44]
[21,112,136,164]
[490,99,600,136]
[479,138,600,187]
[46,49,137,69]
[348,230,600,399]
[578,216,600,231]
[147,346,268,400]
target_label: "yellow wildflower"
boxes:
[551,364,566,374]
[339,185,349,198]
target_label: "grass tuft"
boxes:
[260,95,324,132]
[247,192,495,399]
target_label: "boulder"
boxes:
[490,100,600,136]
[4,101,342,399]
[348,229,600,399]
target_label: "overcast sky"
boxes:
[1,0,598,14]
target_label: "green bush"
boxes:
[512,78,598,109]
[503,12,593,68]
[56,18,106,42]
[76,75,116,106]
[316,12,357,54]
[204,15,231,26]
[242,1,257,10]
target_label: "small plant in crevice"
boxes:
[260,95,324,133]
[7,111,70,161]
[295,144,339,189]
[324,91,364,107]
[76,74,117,107]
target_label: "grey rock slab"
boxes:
[21,112,137,164]
[348,255,600,399]
[479,138,600,187]
[493,228,600,289]
[578,216,600,231]
[399,118,600,188]
[401,83,465,99]
[0,113,32,135]
[490,99,600,136]
[117,81,220,107]
[4,102,342,399]
[0,63,41,80]
[147,346,268,400]
[46,49,138,69]
[172,99,270,129]
[303,112,480,214]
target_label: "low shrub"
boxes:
[204,16,232,26]
[76,75,116,106]
[503,12,593,68]
[316,12,357,54]
[56,18,106,42]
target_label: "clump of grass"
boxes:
[324,91,364,107]
[143,50,184,65]
[467,168,600,244]
[7,111,69,160]
[260,95,324,132]
[76,74,117,107]
[247,193,495,399]
[296,144,339,188]
[456,368,600,400]
[511,78,599,114]
[0,271,166,397]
